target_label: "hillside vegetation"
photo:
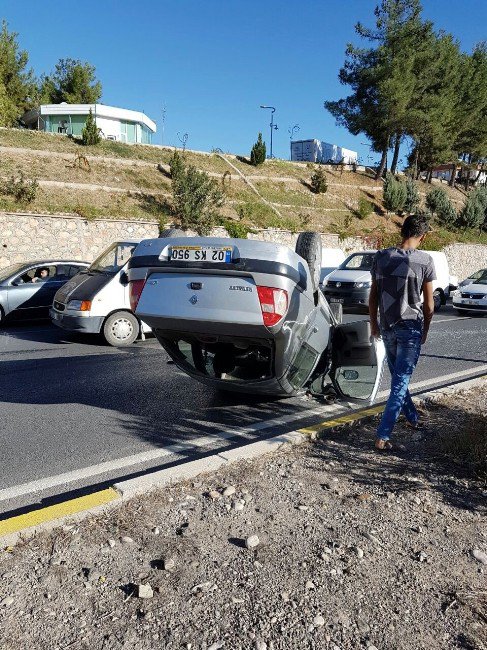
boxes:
[0,128,484,248]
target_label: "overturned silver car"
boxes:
[127,232,385,402]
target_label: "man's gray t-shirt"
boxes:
[371,248,436,330]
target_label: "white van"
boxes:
[50,240,151,346]
[322,249,451,312]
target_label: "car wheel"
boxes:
[328,302,343,324]
[103,311,139,347]
[433,290,442,312]
[295,231,322,293]
[159,228,186,238]
[0,305,4,326]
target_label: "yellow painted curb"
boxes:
[298,405,384,435]
[0,488,119,537]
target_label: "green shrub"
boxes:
[425,187,449,216]
[425,186,457,227]
[310,165,328,194]
[457,186,487,230]
[250,133,266,166]
[223,220,252,239]
[404,177,420,214]
[383,173,406,213]
[0,171,38,203]
[81,108,101,146]
[169,152,224,235]
[356,196,373,220]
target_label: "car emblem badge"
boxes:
[190,295,198,305]
[336,282,341,288]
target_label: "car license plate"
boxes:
[169,246,232,263]
[330,298,344,304]
[462,299,477,305]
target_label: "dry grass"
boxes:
[1,127,485,247]
[430,390,487,483]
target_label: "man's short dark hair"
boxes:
[401,214,431,239]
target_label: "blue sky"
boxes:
[2,1,486,163]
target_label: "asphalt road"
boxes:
[1,305,486,515]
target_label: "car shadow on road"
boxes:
[306,399,486,515]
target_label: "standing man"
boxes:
[369,214,436,450]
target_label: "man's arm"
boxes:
[422,280,434,344]
[369,278,380,338]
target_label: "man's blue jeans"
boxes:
[376,320,423,441]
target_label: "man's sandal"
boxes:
[375,438,393,450]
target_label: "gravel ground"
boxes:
[1,388,486,650]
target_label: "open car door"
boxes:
[329,321,386,402]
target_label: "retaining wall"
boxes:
[1,212,486,281]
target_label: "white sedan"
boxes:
[452,269,487,314]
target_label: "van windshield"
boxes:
[339,253,375,271]
[89,243,137,274]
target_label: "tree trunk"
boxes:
[427,169,433,184]
[376,148,388,180]
[448,163,456,187]
[390,134,401,175]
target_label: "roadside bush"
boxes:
[0,171,38,203]
[404,176,420,214]
[250,133,266,166]
[356,196,373,220]
[310,165,328,194]
[457,186,487,230]
[383,172,406,213]
[81,108,101,146]
[169,152,224,235]
[223,220,253,239]
[425,187,449,216]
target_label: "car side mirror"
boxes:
[120,271,129,286]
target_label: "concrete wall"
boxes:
[1,212,486,281]
[0,213,159,268]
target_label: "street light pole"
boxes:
[260,105,277,159]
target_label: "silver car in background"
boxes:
[127,233,385,402]
[0,260,89,324]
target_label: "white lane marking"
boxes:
[377,364,487,400]
[2,366,485,505]
[0,403,347,503]
[433,316,472,324]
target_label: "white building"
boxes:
[291,139,357,165]
[25,103,157,144]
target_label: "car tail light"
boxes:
[129,279,146,311]
[256,286,288,326]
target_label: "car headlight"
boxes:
[67,299,91,311]
[354,281,371,289]
[452,290,460,297]
[321,280,328,287]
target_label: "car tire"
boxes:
[433,290,442,312]
[159,228,185,238]
[328,302,343,324]
[295,231,322,293]
[103,311,139,347]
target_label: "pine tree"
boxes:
[383,172,406,213]
[310,165,328,194]
[250,133,266,166]
[81,109,101,145]
[40,58,102,104]
[0,20,37,126]
[169,152,224,235]
[404,176,420,213]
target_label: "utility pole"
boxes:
[161,105,166,146]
